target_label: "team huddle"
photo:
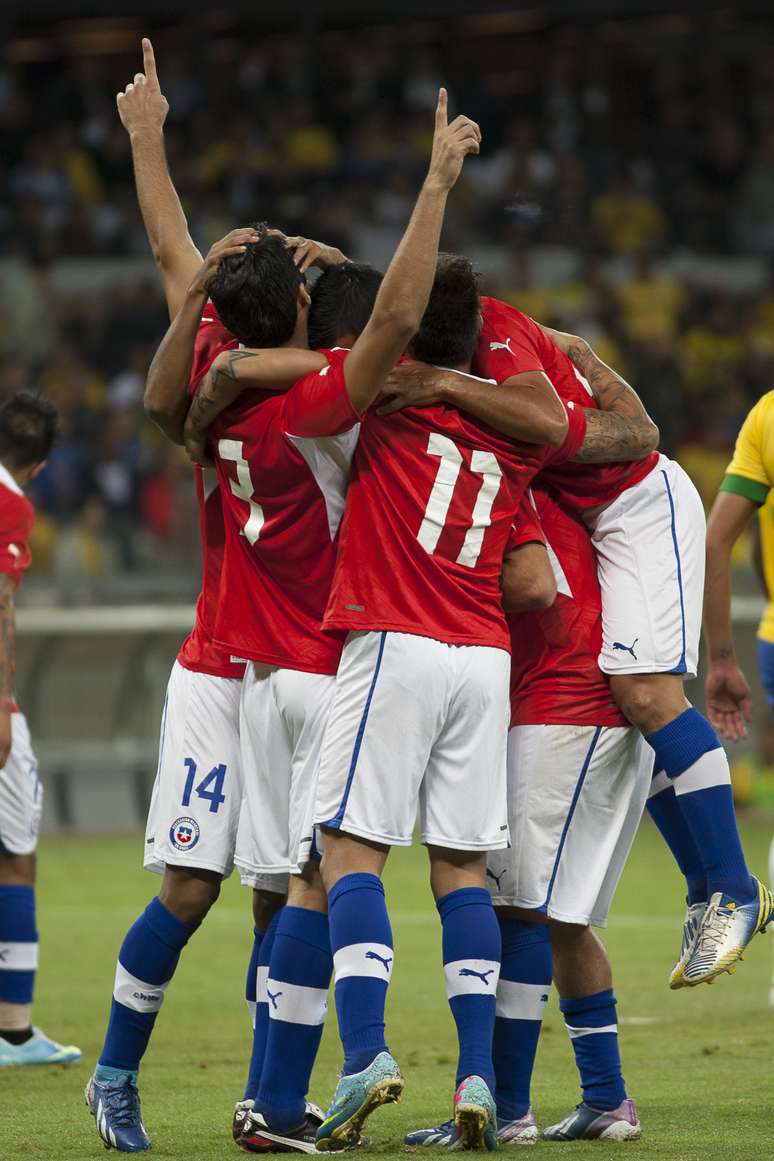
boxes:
[0,37,772,1156]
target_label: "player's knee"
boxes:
[159,865,222,924]
[547,917,591,946]
[0,852,35,886]
[252,887,286,931]
[287,864,327,913]
[610,674,686,734]
[428,847,487,900]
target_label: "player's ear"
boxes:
[298,283,312,310]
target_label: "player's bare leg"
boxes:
[239,866,332,1154]
[0,850,81,1068]
[611,673,772,985]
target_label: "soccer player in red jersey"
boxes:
[385,301,772,990]
[406,488,648,1145]
[0,394,80,1070]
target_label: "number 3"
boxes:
[417,434,503,568]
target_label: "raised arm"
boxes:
[0,574,15,766]
[117,39,201,320]
[703,490,757,741]
[144,228,259,442]
[341,89,480,414]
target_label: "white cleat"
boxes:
[669,902,706,989]
[682,877,774,987]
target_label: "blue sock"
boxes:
[97,898,198,1076]
[437,887,500,1095]
[646,708,753,901]
[245,927,263,1029]
[0,885,37,1007]
[647,767,707,904]
[329,873,393,1076]
[560,988,626,1111]
[246,909,282,1101]
[255,907,332,1131]
[493,918,551,1122]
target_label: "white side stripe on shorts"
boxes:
[113,963,171,1013]
[566,1023,617,1039]
[0,941,38,971]
[265,979,328,1026]
[672,750,731,796]
[495,980,549,1021]
[444,959,500,997]
[333,942,394,982]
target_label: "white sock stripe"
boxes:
[113,962,171,1013]
[566,1023,618,1039]
[672,749,731,796]
[246,999,257,1029]
[495,979,550,1021]
[265,979,329,1026]
[444,959,500,997]
[0,941,38,971]
[648,770,672,797]
[333,943,394,982]
[256,965,269,1004]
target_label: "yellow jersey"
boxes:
[720,391,774,642]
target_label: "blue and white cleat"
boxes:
[682,877,774,987]
[669,901,706,989]
[0,1026,81,1067]
[542,1099,641,1142]
[452,1076,498,1151]
[85,1073,151,1152]
[406,1107,537,1147]
[316,1051,404,1151]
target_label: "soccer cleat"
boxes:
[316,1051,404,1151]
[85,1073,151,1152]
[239,1108,320,1154]
[0,1026,82,1068]
[405,1108,537,1147]
[669,901,706,989]
[682,877,774,987]
[542,1099,641,1142]
[452,1075,498,1151]
[234,1099,255,1141]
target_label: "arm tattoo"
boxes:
[568,341,650,421]
[0,573,16,705]
[576,410,658,463]
[187,350,256,434]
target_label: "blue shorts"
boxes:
[756,638,774,715]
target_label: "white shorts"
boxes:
[144,661,245,879]
[314,631,511,851]
[0,714,42,857]
[487,724,652,927]
[589,455,705,679]
[234,662,336,878]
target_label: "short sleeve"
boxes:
[189,304,238,395]
[475,299,546,383]
[544,400,588,466]
[719,396,772,506]
[282,349,363,438]
[506,491,546,554]
[0,491,34,587]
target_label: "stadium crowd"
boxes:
[2,9,774,584]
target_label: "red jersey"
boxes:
[507,488,626,727]
[293,350,587,652]
[475,297,658,509]
[0,464,35,713]
[176,304,245,680]
[211,349,360,675]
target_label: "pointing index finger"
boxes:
[435,87,448,131]
[142,38,159,88]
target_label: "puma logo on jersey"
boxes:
[267,988,283,1010]
[612,637,639,660]
[489,337,513,353]
[365,949,393,972]
[7,544,20,558]
[458,967,495,985]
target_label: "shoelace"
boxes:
[104,1083,141,1128]
[695,904,735,956]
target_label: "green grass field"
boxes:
[1,820,772,1161]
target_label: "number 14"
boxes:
[417,434,503,568]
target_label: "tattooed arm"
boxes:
[184,347,327,464]
[0,573,15,767]
[575,408,659,462]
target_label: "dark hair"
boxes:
[0,391,59,470]
[309,262,384,349]
[207,222,303,347]
[409,253,481,367]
